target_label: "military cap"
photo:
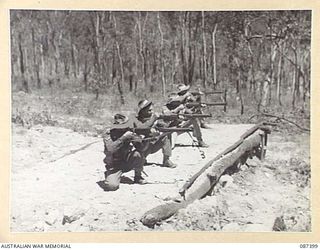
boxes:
[138,99,153,114]
[177,83,191,94]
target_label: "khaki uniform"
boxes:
[162,93,204,143]
[132,114,173,159]
[103,122,144,191]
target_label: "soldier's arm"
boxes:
[186,92,198,102]
[163,104,185,115]
[133,116,157,129]
[103,131,135,153]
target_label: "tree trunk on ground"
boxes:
[141,131,266,228]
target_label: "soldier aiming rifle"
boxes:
[162,83,210,148]
[132,99,178,168]
[102,113,146,191]
[102,113,192,191]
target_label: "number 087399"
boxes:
[300,244,318,248]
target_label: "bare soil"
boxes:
[11,123,310,232]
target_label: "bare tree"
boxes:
[157,12,166,96]
[112,12,125,104]
[201,11,207,88]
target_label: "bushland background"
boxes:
[11,10,310,132]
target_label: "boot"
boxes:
[162,156,177,168]
[134,175,148,185]
[198,140,209,148]
[200,122,211,129]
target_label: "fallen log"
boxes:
[179,122,271,197]
[140,127,268,228]
[184,133,261,202]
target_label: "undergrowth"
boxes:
[11,87,310,136]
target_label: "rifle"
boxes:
[159,113,212,120]
[110,127,151,141]
[111,126,193,143]
[191,90,225,95]
[131,127,193,148]
[185,102,227,108]
[156,126,194,132]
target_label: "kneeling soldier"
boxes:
[103,114,146,191]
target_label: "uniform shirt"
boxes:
[103,120,135,168]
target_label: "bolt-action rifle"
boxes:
[191,90,226,96]
[159,113,212,120]
[109,127,151,141]
[185,102,227,108]
[110,125,193,143]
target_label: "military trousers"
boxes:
[143,135,172,158]
[104,150,144,191]
[179,118,203,142]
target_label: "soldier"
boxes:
[163,84,209,148]
[192,86,211,129]
[133,99,177,168]
[102,114,147,191]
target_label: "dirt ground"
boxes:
[11,123,310,232]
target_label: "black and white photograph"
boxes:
[9,9,311,233]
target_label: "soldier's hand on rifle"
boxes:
[150,127,160,136]
[183,107,194,114]
[183,92,192,99]
[122,131,135,141]
[153,112,160,118]
[131,134,144,143]
[176,104,185,112]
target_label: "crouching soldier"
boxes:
[103,114,147,191]
[133,99,177,168]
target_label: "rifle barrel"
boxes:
[159,113,212,119]
[204,91,224,95]
[186,102,226,107]
[191,90,224,95]
[203,102,227,106]
[157,127,193,132]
